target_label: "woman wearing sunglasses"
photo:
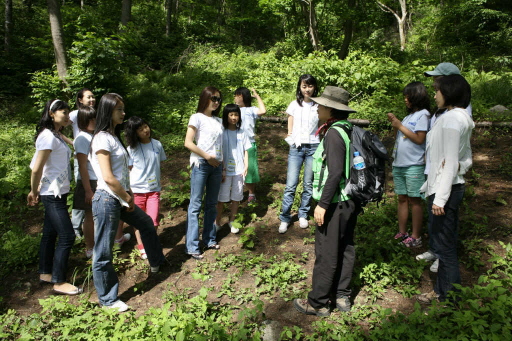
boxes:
[184,87,224,260]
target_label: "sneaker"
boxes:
[293,298,330,317]
[137,244,147,260]
[114,233,131,246]
[228,222,240,234]
[394,232,408,240]
[247,195,256,203]
[335,296,351,312]
[85,249,93,259]
[278,221,288,234]
[402,236,422,248]
[416,250,436,262]
[299,217,309,229]
[103,300,129,312]
[430,259,439,273]
[416,290,439,304]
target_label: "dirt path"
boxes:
[2,122,511,332]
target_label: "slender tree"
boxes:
[339,0,356,59]
[121,0,132,26]
[47,0,68,83]
[375,0,408,50]
[4,0,13,53]
[300,0,321,51]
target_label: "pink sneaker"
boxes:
[402,236,422,248]
[247,195,256,203]
[394,232,408,240]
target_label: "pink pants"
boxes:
[133,192,160,227]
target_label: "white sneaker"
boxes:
[114,233,131,246]
[299,217,309,229]
[228,222,240,234]
[416,250,436,262]
[278,222,288,234]
[85,249,93,259]
[104,300,129,312]
[430,259,439,273]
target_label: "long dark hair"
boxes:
[434,75,471,109]
[75,88,94,109]
[234,87,251,107]
[77,106,96,131]
[196,86,222,117]
[296,74,318,107]
[93,93,126,150]
[403,82,431,113]
[124,116,150,149]
[222,104,242,129]
[35,99,70,142]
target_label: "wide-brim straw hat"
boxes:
[311,86,356,113]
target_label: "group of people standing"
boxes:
[28,63,473,315]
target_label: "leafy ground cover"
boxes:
[0,122,511,340]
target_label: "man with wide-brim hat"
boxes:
[293,86,361,317]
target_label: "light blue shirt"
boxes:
[392,109,430,167]
[240,107,259,143]
[222,129,252,176]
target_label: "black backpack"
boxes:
[332,122,389,206]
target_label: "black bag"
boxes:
[334,123,389,206]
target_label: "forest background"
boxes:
[0,0,512,339]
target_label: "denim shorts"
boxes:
[392,165,426,197]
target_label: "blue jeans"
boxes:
[279,144,318,223]
[186,160,222,254]
[428,184,465,302]
[92,189,165,306]
[39,194,76,283]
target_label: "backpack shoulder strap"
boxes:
[329,124,352,180]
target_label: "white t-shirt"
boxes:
[89,131,131,206]
[69,110,80,138]
[30,129,71,197]
[222,129,252,176]
[240,106,259,143]
[392,109,430,167]
[73,131,97,180]
[425,104,473,174]
[287,100,320,146]
[188,113,223,167]
[128,138,167,193]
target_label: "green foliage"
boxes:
[0,122,33,199]
[0,289,264,340]
[0,226,40,274]
[161,170,191,208]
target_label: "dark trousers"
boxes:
[39,194,76,283]
[308,199,359,309]
[428,184,465,302]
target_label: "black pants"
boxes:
[308,199,360,309]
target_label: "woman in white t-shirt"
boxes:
[278,74,320,234]
[89,93,165,312]
[184,87,224,260]
[69,88,96,238]
[28,99,83,296]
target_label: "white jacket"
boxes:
[420,107,474,207]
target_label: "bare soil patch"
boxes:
[2,122,511,332]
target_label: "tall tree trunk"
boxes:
[5,0,13,53]
[121,0,131,26]
[339,0,356,60]
[47,0,68,83]
[300,0,321,51]
[165,0,171,36]
[375,0,408,51]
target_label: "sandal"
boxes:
[207,244,220,250]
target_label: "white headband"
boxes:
[49,99,61,112]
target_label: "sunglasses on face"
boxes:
[211,96,222,103]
